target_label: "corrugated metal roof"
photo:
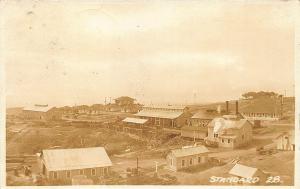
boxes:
[170,145,209,157]
[23,105,53,112]
[42,147,112,171]
[135,109,183,119]
[122,117,148,124]
[229,163,258,178]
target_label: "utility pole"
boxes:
[154,161,158,173]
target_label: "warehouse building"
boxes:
[37,147,112,184]
[135,105,192,129]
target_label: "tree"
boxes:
[242,91,279,99]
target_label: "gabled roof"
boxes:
[23,105,53,112]
[208,117,250,133]
[122,117,148,124]
[229,164,258,178]
[170,145,209,158]
[135,109,183,119]
[42,147,112,171]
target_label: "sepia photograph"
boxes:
[0,0,298,187]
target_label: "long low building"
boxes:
[37,147,112,184]
[135,105,191,129]
[23,104,62,120]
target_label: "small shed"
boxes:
[229,163,268,185]
[275,130,295,151]
[122,117,148,134]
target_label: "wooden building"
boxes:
[166,145,209,171]
[37,147,112,184]
[22,104,61,120]
[275,130,295,151]
[135,105,191,129]
[229,163,268,185]
[122,117,148,135]
[181,110,218,140]
[205,117,253,148]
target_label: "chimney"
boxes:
[235,101,239,115]
[226,101,229,114]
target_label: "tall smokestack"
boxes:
[235,101,239,115]
[226,101,229,114]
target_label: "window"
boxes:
[190,158,193,165]
[181,160,185,167]
[79,170,84,175]
[242,134,245,140]
[53,172,58,179]
[170,158,173,166]
[214,133,218,138]
[222,139,224,143]
[228,139,230,143]
[198,157,201,163]
[91,168,96,176]
[66,171,71,178]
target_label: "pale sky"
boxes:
[1,1,296,107]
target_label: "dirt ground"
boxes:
[6,117,295,186]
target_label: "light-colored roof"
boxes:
[122,117,148,124]
[23,105,53,112]
[135,109,183,119]
[42,147,112,171]
[229,163,258,178]
[208,118,250,133]
[170,145,209,157]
